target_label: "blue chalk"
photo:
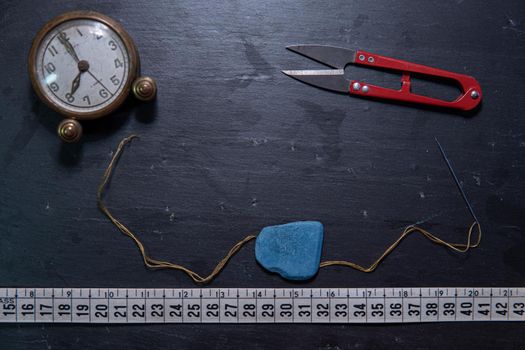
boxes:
[255,221,324,281]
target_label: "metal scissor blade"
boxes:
[286,45,356,69]
[282,69,349,93]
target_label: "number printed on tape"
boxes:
[1,287,524,324]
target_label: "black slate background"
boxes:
[1,0,525,349]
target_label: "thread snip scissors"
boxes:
[283,45,482,111]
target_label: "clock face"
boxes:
[32,17,134,117]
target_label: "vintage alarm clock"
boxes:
[28,11,156,142]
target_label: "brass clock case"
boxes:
[28,10,140,121]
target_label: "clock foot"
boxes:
[132,76,157,101]
[58,119,82,143]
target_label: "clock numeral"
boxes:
[45,62,56,74]
[95,33,103,40]
[99,88,109,98]
[65,93,75,103]
[110,75,120,86]
[48,45,58,57]
[108,40,117,51]
[83,95,91,105]
[48,82,59,92]
[114,58,123,69]
[76,28,83,37]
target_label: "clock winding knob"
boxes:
[132,76,157,101]
[57,119,82,143]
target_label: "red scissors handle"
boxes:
[349,50,482,111]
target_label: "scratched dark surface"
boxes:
[1,0,525,348]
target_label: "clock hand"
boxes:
[70,60,90,96]
[57,32,80,62]
[87,70,114,96]
[70,71,82,95]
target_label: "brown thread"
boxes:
[98,135,481,283]
[320,221,480,272]
[97,135,256,283]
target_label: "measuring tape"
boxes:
[1,287,524,324]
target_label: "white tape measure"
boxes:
[1,287,524,324]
